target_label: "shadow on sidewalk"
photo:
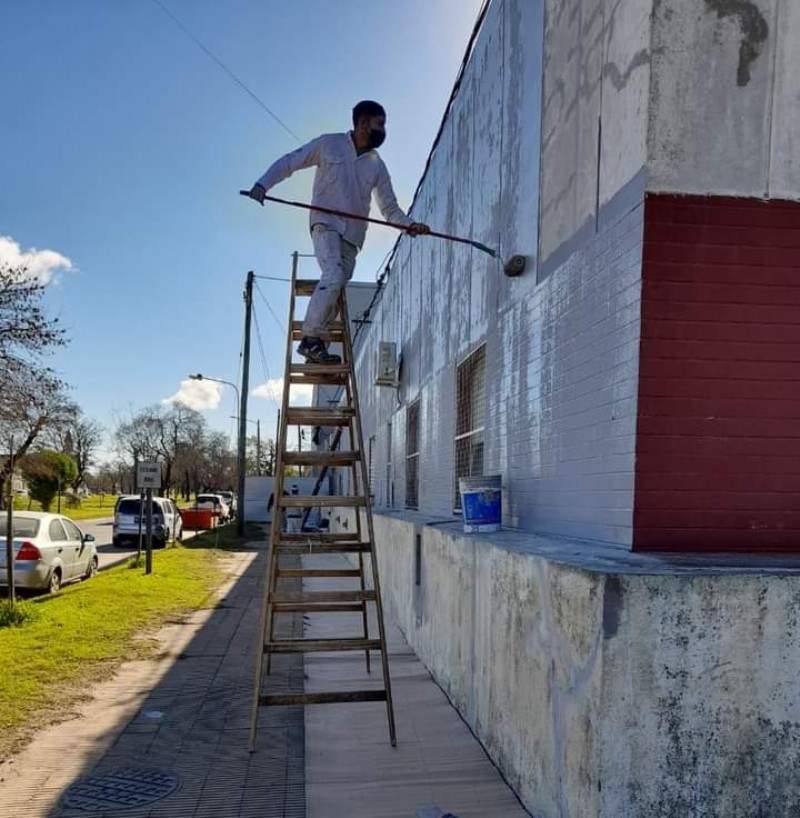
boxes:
[45,533,307,818]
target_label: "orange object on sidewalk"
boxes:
[179,507,218,530]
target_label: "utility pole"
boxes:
[237,270,254,536]
[256,419,261,477]
[5,437,15,602]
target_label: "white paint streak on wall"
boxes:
[600,0,651,205]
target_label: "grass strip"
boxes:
[0,544,224,760]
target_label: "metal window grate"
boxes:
[454,345,486,510]
[405,400,420,509]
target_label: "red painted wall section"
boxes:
[635,194,800,552]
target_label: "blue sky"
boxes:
[1,0,482,459]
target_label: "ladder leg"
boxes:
[358,550,371,674]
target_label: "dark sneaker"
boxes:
[297,337,342,365]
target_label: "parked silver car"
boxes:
[0,511,98,594]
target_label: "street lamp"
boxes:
[190,373,246,535]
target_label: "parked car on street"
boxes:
[112,495,183,547]
[216,491,236,518]
[0,512,98,594]
[195,493,231,522]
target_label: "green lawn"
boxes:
[12,493,203,521]
[13,493,121,520]
[0,543,228,760]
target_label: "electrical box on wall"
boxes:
[375,341,399,387]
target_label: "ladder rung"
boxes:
[275,542,372,555]
[270,590,376,604]
[279,495,367,509]
[282,451,361,466]
[280,532,360,542]
[276,568,362,578]
[290,372,349,386]
[284,407,354,426]
[291,320,344,341]
[260,690,387,707]
[289,366,350,387]
[272,602,365,613]
[264,638,382,654]
[294,279,319,296]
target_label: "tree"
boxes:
[0,264,70,501]
[21,450,78,512]
[113,403,235,497]
[42,401,104,490]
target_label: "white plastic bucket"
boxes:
[458,475,502,533]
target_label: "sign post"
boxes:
[136,462,161,576]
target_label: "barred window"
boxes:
[405,400,420,509]
[454,345,486,510]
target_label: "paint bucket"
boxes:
[458,475,502,533]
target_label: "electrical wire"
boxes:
[149,0,303,143]
[255,281,286,335]
[251,306,281,412]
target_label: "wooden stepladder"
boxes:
[249,265,396,751]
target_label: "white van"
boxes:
[112,495,183,547]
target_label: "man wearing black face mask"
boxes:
[248,100,429,364]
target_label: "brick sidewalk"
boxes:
[0,541,529,818]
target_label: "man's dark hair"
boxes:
[352,100,386,126]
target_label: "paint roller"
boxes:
[238,190,527,277]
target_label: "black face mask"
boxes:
[368,128,385,149]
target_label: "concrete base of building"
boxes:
[340,508,800,817]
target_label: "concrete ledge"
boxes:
[344,508,800,817]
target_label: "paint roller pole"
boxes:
[238,190,502,260]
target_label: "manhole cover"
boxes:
[63,768,180,811]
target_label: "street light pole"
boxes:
[190,372,245,533]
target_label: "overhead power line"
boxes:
[150,0,303,143]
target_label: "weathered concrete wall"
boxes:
[648,0,800,199]
[358,510,800,817]
[539,0,652,267]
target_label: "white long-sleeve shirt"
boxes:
[255,132,413,249]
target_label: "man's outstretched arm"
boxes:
[248,137,323,203]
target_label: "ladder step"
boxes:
[284,407,354,426]
[276,568,362,578]
[275,541,373,555]
[272,602,365,613]
[270,590,376,604]
[280,532,361,542]
[282,451,361,466]
[264,638,382,654]
[294,278,320,296]
[279,495,367,509]
[289,363,351,385]
[291,320,344,341]
[260,690,387,707]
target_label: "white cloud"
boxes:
[163,379,223,411]
[0,235,74,285]
[252,378,313,406]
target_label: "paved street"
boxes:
[75,517,200,572]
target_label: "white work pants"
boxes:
[302,224,358,338]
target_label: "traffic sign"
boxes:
[136,461,162,489]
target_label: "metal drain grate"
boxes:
[63,768,180,811]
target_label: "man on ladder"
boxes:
[246,99,429,364]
